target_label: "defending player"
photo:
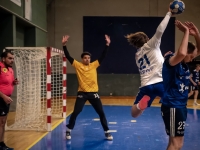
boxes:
[161,20,200,150]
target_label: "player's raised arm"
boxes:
[168,20,189,66]
[62,35,74,64]
[155,10,172,40]
[147,3,172,48]
[98,35,110,64]
[184,22,200,57]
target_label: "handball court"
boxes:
[5,97,200,150]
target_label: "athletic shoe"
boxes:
[66,131,71,140]
[193,102,200,106]
[138,95,150,110]
[0,142,14,150]
[105,131,113,140]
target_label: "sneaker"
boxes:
[0,143,14,150]
[105,132,113,140]
[193,102,200,106]
[66,131,71,140]
[138,95,150,110]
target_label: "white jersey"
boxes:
[135,12,172,87]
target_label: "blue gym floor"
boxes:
[30,106,200,150]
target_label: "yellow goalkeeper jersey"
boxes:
[72,60,100,92]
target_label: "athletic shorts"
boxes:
[161,104,187,137]
[134,82,164,107]
[0,97,10,116]
[190,85,199,91]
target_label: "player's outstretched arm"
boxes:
[147,3,173,48]
[62,35,74,64]
[154,11,172,40]
[98,35,110,64]
[184,22,200,57]
[168,20,189,66]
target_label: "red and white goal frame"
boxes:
[46,47,67,131]
[5,47,67,131]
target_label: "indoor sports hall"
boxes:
[0,0,200,150]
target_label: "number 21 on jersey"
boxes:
[138,54,150,70]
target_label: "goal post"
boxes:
[5,47,67,131]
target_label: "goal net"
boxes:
[5,47,67,131]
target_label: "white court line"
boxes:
[109,122,117,124]
[131,120,137,122]
[109,130,117,132]
[93,118,100,121]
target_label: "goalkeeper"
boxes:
[62,34,113,141]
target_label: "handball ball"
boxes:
[170,0,185,14]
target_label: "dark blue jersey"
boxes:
[161,54,190,108]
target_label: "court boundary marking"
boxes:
[25,111,73,150]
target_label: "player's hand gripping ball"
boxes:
[170,0,185,14]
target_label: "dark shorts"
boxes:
[190,85,199,91]
[161,104,187,137]
[134,82,164,107]
[0,97,10,116]
[77,92,100,100]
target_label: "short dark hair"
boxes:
[196,64,200,67]
[187,42,196,54]
[81,52,91,58]
[1,50,14,59]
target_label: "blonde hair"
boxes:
[125,32,148,49]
